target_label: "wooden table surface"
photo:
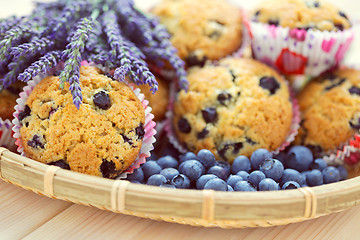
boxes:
[1,0,360,239]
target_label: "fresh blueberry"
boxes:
[287,146,313,172]
[337,166,348,181]
[258,178,279,191]
[49,160,70,170]
[310,158,328,171]
[259,76,280,94]
[236,171,250,180]
[249,170,266,187]
[142,161,162,180]
[226,175,243,188]
[160,183,176,189]
[250,148,272,170]
[179,160,205,181]
[93,91,111,110]
[282,181,301,190]
[160,168,179,181]
[178,118,191,133]
[273,151,287,167]
[179,152,197,163]
[129,180,141,184]
[234,181,257,192]
[171,174,191,189]
[157,156,178,169]
[147,153,157,161]
[147,174,167,186]
[204,178,228,191]
[280,169,302,186]
[126,167,144,183]
[304,170,323,186]
[202,107,218,123]
[259,159,284,181]
[227,185,234,192]
[215,160,231,176]
[196,174,218,190]
[197,149,216,169]
[322,166,340,184]
[207,165,229,180]
[232,155,251,174]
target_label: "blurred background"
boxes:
[1,0,359,64]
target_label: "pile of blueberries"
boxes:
[125,146,348,191]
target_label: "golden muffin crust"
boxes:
[19,66,145,178]
[251,0,351,31]
[173,58,293,162]
[138,75,169,122]
[295,68,360,155]
[152,0,243,66]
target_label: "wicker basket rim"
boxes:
[1,147,360,229]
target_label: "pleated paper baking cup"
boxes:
[165,80,300,157]
[248,22,355,76]
[12,61,156,179]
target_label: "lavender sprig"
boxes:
[102,10,157,91]
[59,17,93,109]
[10,37,55,58]
[42,0,90,38]
[0,16,24,36]
[18,51,61,82]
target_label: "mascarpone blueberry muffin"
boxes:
[152,0,243,67]
[173,58,293,162]
[18,66,145,178]
[251,0,351,31]
[295,67,360,157]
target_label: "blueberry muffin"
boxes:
[18,66,145,178]
[138,75,169,122]
[152,0,243,67]
[251,0,351,31]
[294,67,360,157]
[173,58,293,162]
[0,81,26,120]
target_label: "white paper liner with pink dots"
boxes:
[248,22,355,77]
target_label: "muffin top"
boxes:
[0,81,26,120]
[19,66,145,178]
[152,0,243,66]
[138,75,169,122]
[295,67,360,156]
[251,0,351,31]
[173,57,293,162]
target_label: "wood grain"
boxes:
[21,203,360,240]
[0,180,72,240]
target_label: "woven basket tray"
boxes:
[1,147,360,229]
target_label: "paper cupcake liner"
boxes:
[165,78,300,157]
[248,22,355,76]
[0,118,16,151]
[12,61,156,179]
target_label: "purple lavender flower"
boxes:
[11,37,55,58]
[0,16,24,35]
[59,17,93,109]
[18,51,61,82]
